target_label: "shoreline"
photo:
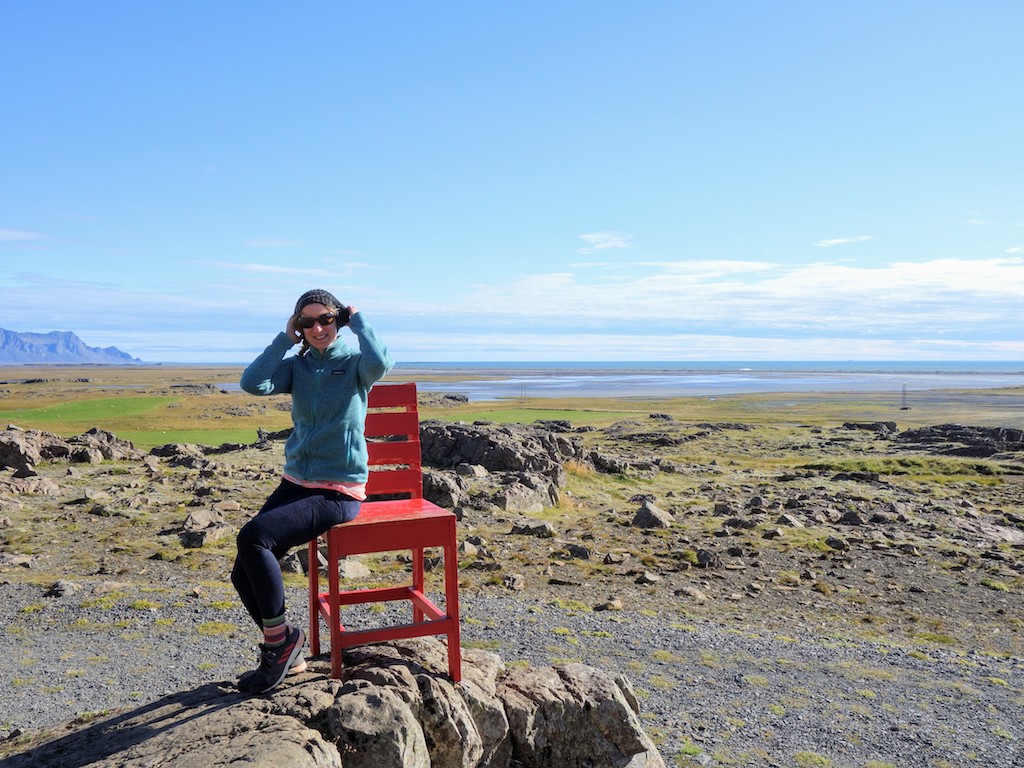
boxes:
[393,364,1024,403]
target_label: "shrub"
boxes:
[981,578,1010,592]
[196,621,237,637]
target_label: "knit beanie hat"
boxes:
[294,289,342,316]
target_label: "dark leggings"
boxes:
[231,479,361,628]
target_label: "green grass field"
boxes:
[114,428,262,449]
[0,396,177,427]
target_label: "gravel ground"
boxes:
[1,579,1022,767]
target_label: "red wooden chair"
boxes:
[306,382,462,682]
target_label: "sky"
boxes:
[2,2,1023,364]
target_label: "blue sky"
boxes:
[2,2,1022,363]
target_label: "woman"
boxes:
[232,288,394,694]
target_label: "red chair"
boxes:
[307,382,462,682]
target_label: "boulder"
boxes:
[495,482,548,514]
[329,683,432,768]
[70,428,141,461]
[0,428,56,471]
[179,508,233,548]
[423,470,468,508]
[589,451,631,474]
[499,663,665,768]
[630,500,674,529]
[511,519,557,538]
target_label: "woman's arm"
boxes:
[240,331,297,395]
[347,309,395,389]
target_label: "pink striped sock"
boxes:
[263,616,287,647]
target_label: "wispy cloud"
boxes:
[244,238,305,248]
[0,229,44,242]
[573,259,778,275]
[813,235,874,248]
[577,231,633,254]
[201,261,335,276]
[1006,246,1024,254]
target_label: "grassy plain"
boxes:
[2,364,1023,767]
[3,364,1023,450]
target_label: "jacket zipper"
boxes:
[303,350,328,479]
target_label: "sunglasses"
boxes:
[296,313,337,329]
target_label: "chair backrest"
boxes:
[365,382,423,499]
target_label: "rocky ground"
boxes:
[1,412,1023,767]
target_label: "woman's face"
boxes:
[298,302,339,352]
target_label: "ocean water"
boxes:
[392,361,1024,401]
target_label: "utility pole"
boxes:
[900,382,911,410]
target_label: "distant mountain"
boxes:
[0,328,143,364]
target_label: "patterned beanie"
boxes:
[294,289,342,316]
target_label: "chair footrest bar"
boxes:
[334,619,456,649]
[324,585,418,606]
[317,590,445,622]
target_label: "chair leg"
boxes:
[412,547,425,623]
[443,535,462,682]
[308,539,321,657]
[327,532,343,679]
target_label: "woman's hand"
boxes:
[285,315,303,345]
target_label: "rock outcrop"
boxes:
[417,421,586,513]
[420,421,584,482]
[896,423,1024,457]
[0,426,141,475]
[2,639,665,768]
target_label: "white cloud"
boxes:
[5,255,1023,363]
[403,256,1024,345]
[813,235,874,248]
[1006,246,1024,254]
[0,229,44,242]
[381,331,1024,363]
[577,231,633,254]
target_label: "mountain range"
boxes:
[0,328,143,364]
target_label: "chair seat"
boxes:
[333,499,456,553]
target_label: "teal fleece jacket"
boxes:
[239,312,394,484]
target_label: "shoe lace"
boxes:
[256,643,278,672]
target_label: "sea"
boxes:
[389,361,1024,402]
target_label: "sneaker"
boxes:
[237,625,305,694]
